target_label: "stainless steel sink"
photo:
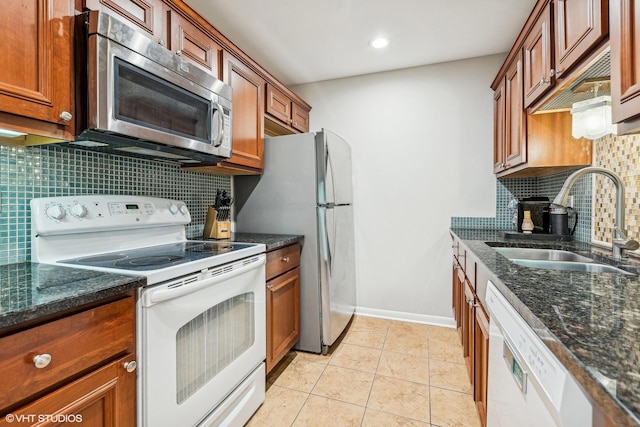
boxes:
[494,247,635,275]
[494,247,594,262]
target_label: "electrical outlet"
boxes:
[567,195,575,208]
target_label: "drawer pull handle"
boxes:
[123,361,137,373]
[33,354,52,369]
[281,256,290,263]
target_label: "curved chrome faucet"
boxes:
[552,166,639,259]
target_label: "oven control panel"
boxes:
[31,195,191,236]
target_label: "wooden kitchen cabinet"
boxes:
[451,238,488,427]
[554,0,608,78]
[494,55,527,174]
[265,84,311,133]
[166,8,222,78]
[0,294,136,424]
[265,243,301,373]
[474,305,489,427]
[610,0,640,129]
[84,0,162,40]
[523,1,554,108]
[216,52,266,173]
[0,0,75,142]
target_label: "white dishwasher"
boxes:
[485,281,592,427]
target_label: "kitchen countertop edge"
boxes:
[0,262,145,331]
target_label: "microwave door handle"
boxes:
[212,102,224,147]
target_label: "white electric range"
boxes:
[30,195,267,427]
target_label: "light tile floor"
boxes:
[246,316,481,427]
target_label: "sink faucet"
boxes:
[552,166,640,259]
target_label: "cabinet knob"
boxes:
[176,50,182,56]
[33,353,52,369]
[267,284,274,290]
[281,256,290,263]
[59,111,73,122]
[158,39,165,46]
[123,360,137,373]
[539,78,549,85]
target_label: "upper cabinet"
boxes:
[523,0,608,108]
[523,2,554,108]
[166,9,222,78]
[491,0,611,177]
[555,0,609,76]
[218,52,265,172]
[610,0,640,130]
[265,84,310,134]
[84,0,162,40]
[0,0,75,142]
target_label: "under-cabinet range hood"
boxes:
[537,51,611,113]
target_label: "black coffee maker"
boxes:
[517,197,577,236]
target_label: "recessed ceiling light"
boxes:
[369,37,390,49]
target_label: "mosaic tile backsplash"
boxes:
[451,169,592,243]
[0,144,230,265]
[594,134,640,246]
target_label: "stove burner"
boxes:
[79,254,127,263]
[115,255,184,267]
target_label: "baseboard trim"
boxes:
[354,306,455,329]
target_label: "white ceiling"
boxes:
[185,0,537,86]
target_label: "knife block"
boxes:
[203,207,231,239]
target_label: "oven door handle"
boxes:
[142,256,265,307]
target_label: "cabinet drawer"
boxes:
[0,297,134,411]
[266,244,300,280]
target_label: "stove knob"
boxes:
[179,204,189,215]
[70,204,88,218]
[45,205,66,221]
[168,203,179,214]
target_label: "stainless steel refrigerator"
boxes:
[236,129,356,354]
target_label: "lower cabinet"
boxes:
[265,244,301,373]
[0,294,136,425]
[451,243,488,427]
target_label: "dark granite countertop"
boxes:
[451,228,640,426]
[0,262,144,331]
[211,232,304,251]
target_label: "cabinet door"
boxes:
[168,10,222,78]
[611,0,640,123]
[85,0,157,37]
[266,267,300,373]
[453,261,465,343]
[265,83,292,124]
[505,55,527,169]
[0,354,136,427]
[523,1,553,107]
[292,102,310,133]
[555,0,608,77]
[220,52,265,172]
[0,0,74,138]
[474,306,489,427]
[462,281,475,382]
[493,80,506,173]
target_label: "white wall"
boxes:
[292,54,502,325]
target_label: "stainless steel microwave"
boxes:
[73,11,232,165]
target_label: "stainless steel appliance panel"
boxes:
[316,130,353,205]
[318,204,356,346]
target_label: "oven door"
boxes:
[138,255,266,427]
[87,33,232,158]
